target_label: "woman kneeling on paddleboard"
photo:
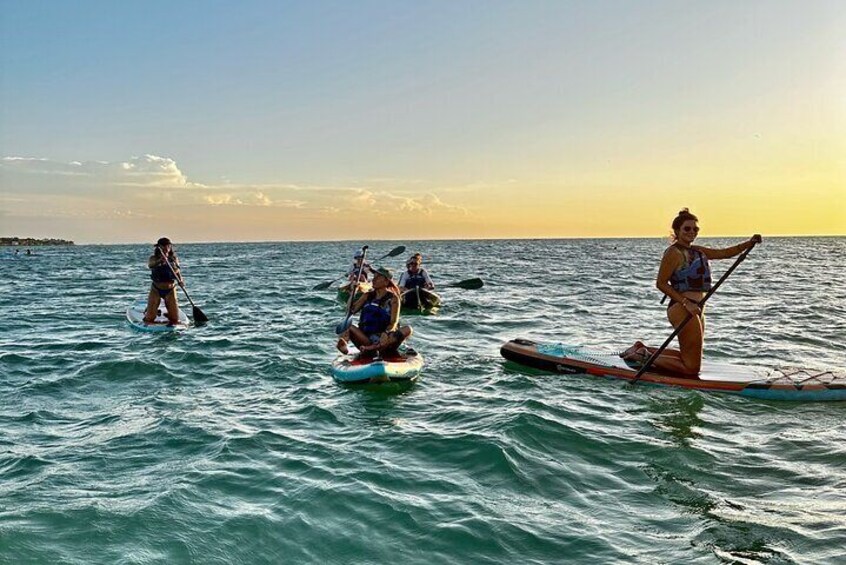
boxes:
[622,209,761,377]
[337,267,413,356]
[143,237,183,325]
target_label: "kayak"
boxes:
[331,348,424,384]
[501,339,846,401]
[337,281,373,304]
[401,287,441,314]
[126,299,190,332]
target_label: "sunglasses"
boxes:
[682,226,700,233]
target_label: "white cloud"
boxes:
[335,189,468,217]
[1,154,200,190]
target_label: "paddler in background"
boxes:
[336,267,413,356]
[347,250,370,284]
[621,208,762,376]
[398,253,435,291]
[143,237,183,325]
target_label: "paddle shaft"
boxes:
[344,245,369,320]
[158,247,208,322]
[631,243,756,384]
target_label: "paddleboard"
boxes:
[126,299,190,332]
[501,339,846,401]
[331,347,423,384]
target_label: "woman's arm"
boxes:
[349,293,368,314]
[387,294,400,332]
[697,235,762,260]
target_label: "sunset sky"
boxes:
[1,1,843,243]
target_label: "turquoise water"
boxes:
[1,238,844,564]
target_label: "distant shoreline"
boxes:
[1,237,75,246]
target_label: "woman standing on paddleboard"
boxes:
[143,237,183,326]
[622,209,761,376]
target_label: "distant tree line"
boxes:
[1,237,75,246]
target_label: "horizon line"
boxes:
[11,233,843,246]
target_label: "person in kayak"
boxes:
[346,250,371,283]
[398,254,435,291]
[337,267,413,356]
[622,209,762,377]
[143,237,183,325]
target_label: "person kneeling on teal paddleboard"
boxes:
[337,267,413,356]
[143,237,184,326]
[621,209,762,377]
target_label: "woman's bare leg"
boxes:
[163,287,180,325]
[645,304,703,376]
[143,286,160,323]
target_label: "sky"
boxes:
[1,0,843,243]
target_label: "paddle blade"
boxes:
[379,245,406,260]
[192,305,209,324]
[451,278,484,290]
[335,315,353,335]
[313,281,333,291]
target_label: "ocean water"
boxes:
[1,238,844,564]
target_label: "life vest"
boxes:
[403,270,427,289]
[669,245,712,292]
[150,257,177,283]
[359,291,394,335]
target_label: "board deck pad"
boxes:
[126,299,190,332]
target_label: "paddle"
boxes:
[630,242,757,384]
[158,248,209,324]
[335,245,368,335]
[313,245,405,291]
[444,277,484,290]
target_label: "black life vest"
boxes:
[150,256,177,283]
[404,270,427,289]
[359,291,394,335]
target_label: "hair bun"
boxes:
[678,207,689,215]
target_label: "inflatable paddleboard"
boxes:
[501,339,846,401]
[401,287,441,314]
[126,299,190,332]
[331,348,423,384]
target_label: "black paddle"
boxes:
[445,277,484,290]
[630,242,757,384]
[335,245,368,335]
[159,248,209,324]
[313,245,405,291]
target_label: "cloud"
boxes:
[203,191,303,207]
[0,153,472,242]
[332,189,469,217]
[1,154,200,190]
